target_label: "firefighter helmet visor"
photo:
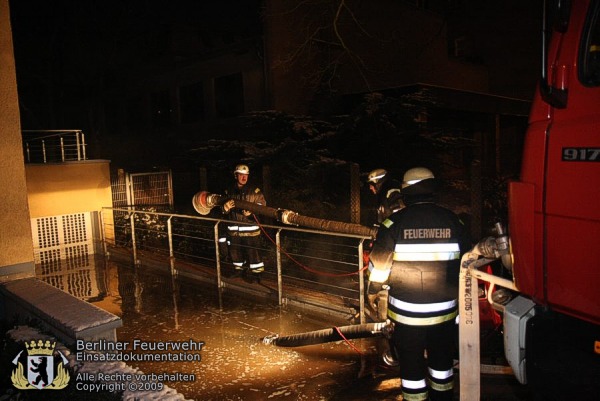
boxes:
[367,168,387,184]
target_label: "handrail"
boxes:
[101,206,370,320]
[106,207,371,239]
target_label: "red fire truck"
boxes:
[459,1,600,400]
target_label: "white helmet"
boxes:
[402,167,434,189]
[367,168,387,184]
[234,164,250,175]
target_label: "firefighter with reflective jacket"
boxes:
[367,168,404,224]
[367,167,470,401]
[222,164,267,276]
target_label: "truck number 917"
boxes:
[562,148,600,162]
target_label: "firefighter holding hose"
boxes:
[367,167,470,401]
[222,164,267,278]
[365,168,404,320]
[365,168,404,370]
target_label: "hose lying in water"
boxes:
[261,321,392,347]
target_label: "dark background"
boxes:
[9,0,541,231]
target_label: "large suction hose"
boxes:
[261,321,392,347]
[192,191,377,238]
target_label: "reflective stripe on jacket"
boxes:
[387,295,458,326]
[367,201,470,320]
[393,242,460,262]
[223,182,266,235]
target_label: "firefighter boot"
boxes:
[250,266,263,284]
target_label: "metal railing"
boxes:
[101,207,370,321]
[23,130,87,163]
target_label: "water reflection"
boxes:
[36,253,107,302]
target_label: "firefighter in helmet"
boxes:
[364,169,403,319]
[365,168,404,370]
[366,168,404,225]
[222,164,267,277]
[367,167,470,401]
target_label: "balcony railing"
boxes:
[23,130,87,163]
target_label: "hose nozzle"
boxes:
[192,191,223,215]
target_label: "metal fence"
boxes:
[110,170,173,209]
[101,207,370,322]
[23,130,87,163]
[128,172,173,207]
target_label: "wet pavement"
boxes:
[35,254,535,401]
[116,264,370,400]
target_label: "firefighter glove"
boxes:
[223,199,235,213]
[367,293,379,313]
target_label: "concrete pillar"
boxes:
[0,0,35,281]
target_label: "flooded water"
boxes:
[35,254,533,401]
[37,255,391,400]
[115,264,375,400]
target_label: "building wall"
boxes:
[111,38,266,139]
[0,0,35,281]
[263,0,489,114]
[25,161,113,219]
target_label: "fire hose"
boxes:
[192,191,377,238]
[261,321,392,347]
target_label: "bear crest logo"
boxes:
[11,339,70,390]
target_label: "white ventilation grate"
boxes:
[31,212,94,264]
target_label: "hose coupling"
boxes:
[373,320,394,339]
[192,191,223,215]
[205,193,221,208]
[262,334,279,345]
[475,236,498,258]
[279,209,299,226]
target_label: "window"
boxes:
[580,1,600,86]
[179,82,205,124]
[215,73,244,118]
